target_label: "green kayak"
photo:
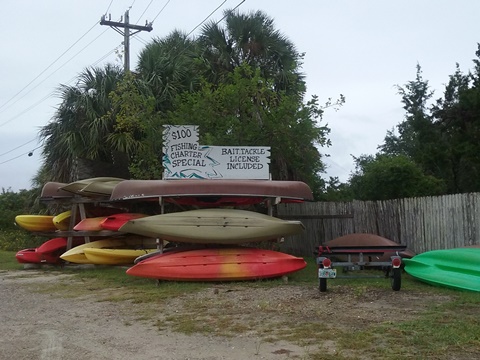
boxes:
[403,248,480,292]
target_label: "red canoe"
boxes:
[100,213,148,231]
[109,179,313,204]
[324,233,415,261]
[126,246,307,281]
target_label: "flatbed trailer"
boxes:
[315,245,406,292]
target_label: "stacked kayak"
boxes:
[15,237,84,264]
[126,246,307,281]
[60,238,158,265]
[15,178,311,280]
[120,208,307,281]
[119,208,304,245]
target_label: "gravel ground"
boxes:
[0,268,452,360]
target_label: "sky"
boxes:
[2,0,480,191]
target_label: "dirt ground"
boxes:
[0,268,451,360]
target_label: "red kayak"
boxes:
[100,213,148,231]
[16,238,85,264]
[73,217,107,231]
[15,248,42,264]
[126,246,307,281]
[15,247,63,264]
[36,237,83,254]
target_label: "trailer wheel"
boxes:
[319,278,327,292]
[391,268,401,291]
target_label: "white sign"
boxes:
[162,125,209,178]
[201,146,270,179]
[162,125,271,179]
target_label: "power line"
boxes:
[0,21,100,115]
[0,144,43,165]
[104,0,115,15]
[0,28,111,128]
[151,0,172,24]
[186,0,229,37]
[0,138,37,157]
[135,0,155,24]
[0,0,246,163]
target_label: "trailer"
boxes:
[315,245,406,292]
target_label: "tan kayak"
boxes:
[119,208,305,244]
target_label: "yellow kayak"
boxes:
[60,238,159,264]
[83,248,158,265]
[53,210,72,230]
[15,215,56,232]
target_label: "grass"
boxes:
[0,250,24,270]
[1,250,479,359]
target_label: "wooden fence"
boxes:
[276,193,480,257]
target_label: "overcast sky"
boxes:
[2,0,480,191]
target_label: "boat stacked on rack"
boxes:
[111,179,312,281]
[14,177,312,280]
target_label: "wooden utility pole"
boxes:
[100,10,153,72]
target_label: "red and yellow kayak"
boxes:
[126,246,307,281]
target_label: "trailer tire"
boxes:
[391,268,401,291]
[319,278,327,292]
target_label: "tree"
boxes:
[164,65,331,198]
[136,30,201,112]
[379,46,480,195]
[349,154,445,200]
[34,9,340,196]
[198,9,305,96]
[104,72,163,179]
[379,64,442,170]
[430,50,480,193]
[38,64,127,183]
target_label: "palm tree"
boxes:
[198,9,305,95]
[38,64,127,183]
[136,30,201,112]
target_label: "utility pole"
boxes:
[100,10,153,72]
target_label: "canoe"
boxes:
[79,179,125,196]
[126,246,307,281]
[60,177,125,196]
[15,215,57,232]
[403,248,480,292]
[323,233,415,262]
[100,213,149,231]
[40,182,74,201]
[53,210,73,230]
[60,238,159,264]
[73,217,108,231]
[83,248,158,265]
[109,179,313,203]
[119,208,305,244]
